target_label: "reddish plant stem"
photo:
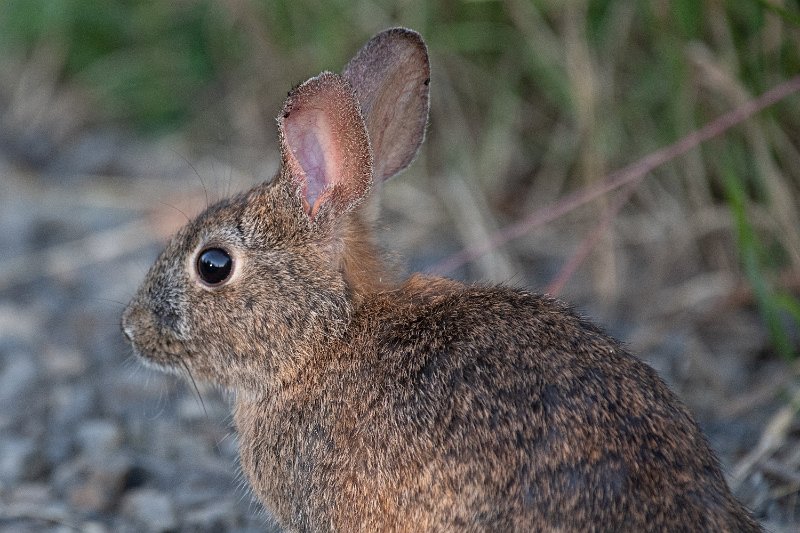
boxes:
[545,181,638,296]
[429,74,800,276]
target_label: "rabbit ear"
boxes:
[278,72,373,220]
[343,28,430,183]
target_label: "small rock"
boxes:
[43,431,75,465]
[49,383,95,427]
[0,304,37,342]
[42,345,87,379]
[183,499,236,531]
[121,488,178,532]
[80,521,109,533]
[0,353,38,403]
[2,500,75,533]
[0,437,40,484]
[9,482,52,504]
[60,454,132,513]
[76,418,122,456]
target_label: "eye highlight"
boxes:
[196,247,233,286]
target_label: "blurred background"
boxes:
[1,1,800,531]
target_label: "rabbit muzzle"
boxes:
[121,301,188,372]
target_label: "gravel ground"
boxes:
[1,131,798,532]
[0,140,276,532]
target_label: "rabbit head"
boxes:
[122,28,429,394]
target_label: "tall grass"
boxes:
[2,0,800,355]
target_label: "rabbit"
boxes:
[122,28,762,532]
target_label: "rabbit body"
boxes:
[235,278,759,532]
[123,28,761,532]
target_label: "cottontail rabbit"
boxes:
[122,28,761,532]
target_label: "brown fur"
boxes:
[122,28,761,532]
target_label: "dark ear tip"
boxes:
[373,27,428,55]
[279,71,343,120]
[382,27,421,39]
[382,27,423,40]
[344,28,429,82]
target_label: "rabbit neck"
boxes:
[338,208,400,303]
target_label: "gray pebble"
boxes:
[0,437,40,485]
[182,499,237,531]
[54,454,132,513]
[121,488,178,532]
[80,522,109,533]
[49,384,95,427]
[76,418,122,456]
[42,345,87,380]
[0,305,38,342]
[0,353,38,403]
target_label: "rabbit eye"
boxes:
[196,247,233,286]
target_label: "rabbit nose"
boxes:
[121,305,139,341]
[122,322,135,342]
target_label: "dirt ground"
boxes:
[1,123,799,533]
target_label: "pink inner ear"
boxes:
[283,108,338,208]
[278,72,372,219]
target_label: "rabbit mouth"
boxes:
[137,355,183,378]
[125,332,187,374]
[122,305,188,373]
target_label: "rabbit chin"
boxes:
[130,341,229,389]
[127,334,246,391]
[128,340,188,376]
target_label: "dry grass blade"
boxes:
[563,1,617,299]
[730,386,800,491]
[545,181,637,296]
[429,74,800,275]
[440,173,515,282]
[689,43,800,269]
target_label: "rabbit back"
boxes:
[235,278,760,532]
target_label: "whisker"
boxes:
[146,386,169,421]
[170,148,210,208]
[226,145,233,198]
[211,157,221,201]
[96,322,130,329]
[180,359,208,419]
[156,200,192,224]
[89,297,129,308]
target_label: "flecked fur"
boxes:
[122,28,761,532]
